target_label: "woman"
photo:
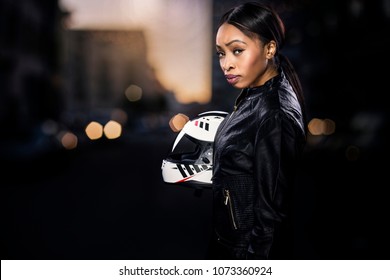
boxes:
[209,1,307,259]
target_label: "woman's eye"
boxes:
[233,49,243,55]
[216,51,224,58]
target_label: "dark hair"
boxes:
[219,1,306,126]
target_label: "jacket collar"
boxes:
[234,68,284,109]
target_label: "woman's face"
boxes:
[216,23,276,89]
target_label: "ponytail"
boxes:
[278,53,307,131]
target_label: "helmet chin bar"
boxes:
[161,111,228,189]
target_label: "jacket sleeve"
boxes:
[248,112,303,259]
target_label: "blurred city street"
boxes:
[2,126,389,260]
[1,130,214,259]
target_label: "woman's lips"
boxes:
[225,74,239,85]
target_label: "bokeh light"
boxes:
[308,118,336,136]
[111,108,128,125]
[125,84,142,102]
[345,145,360,161]
[85,121,103,140]
[169,113,189,132]
[60,131,78,150]
[103,120,122,139]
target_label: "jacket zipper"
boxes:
[229,105,238,119]
[229,89,247,119]
[224,189,238,229]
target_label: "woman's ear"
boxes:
[266,40,277,59]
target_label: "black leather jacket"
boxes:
[212,70,306,259]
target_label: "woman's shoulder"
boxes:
[251,83,304,133]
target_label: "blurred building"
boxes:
[0,0,65,160]
[61,29,170,132]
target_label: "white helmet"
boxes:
[161,110,228,188]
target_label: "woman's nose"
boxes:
[222,57,234,72]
